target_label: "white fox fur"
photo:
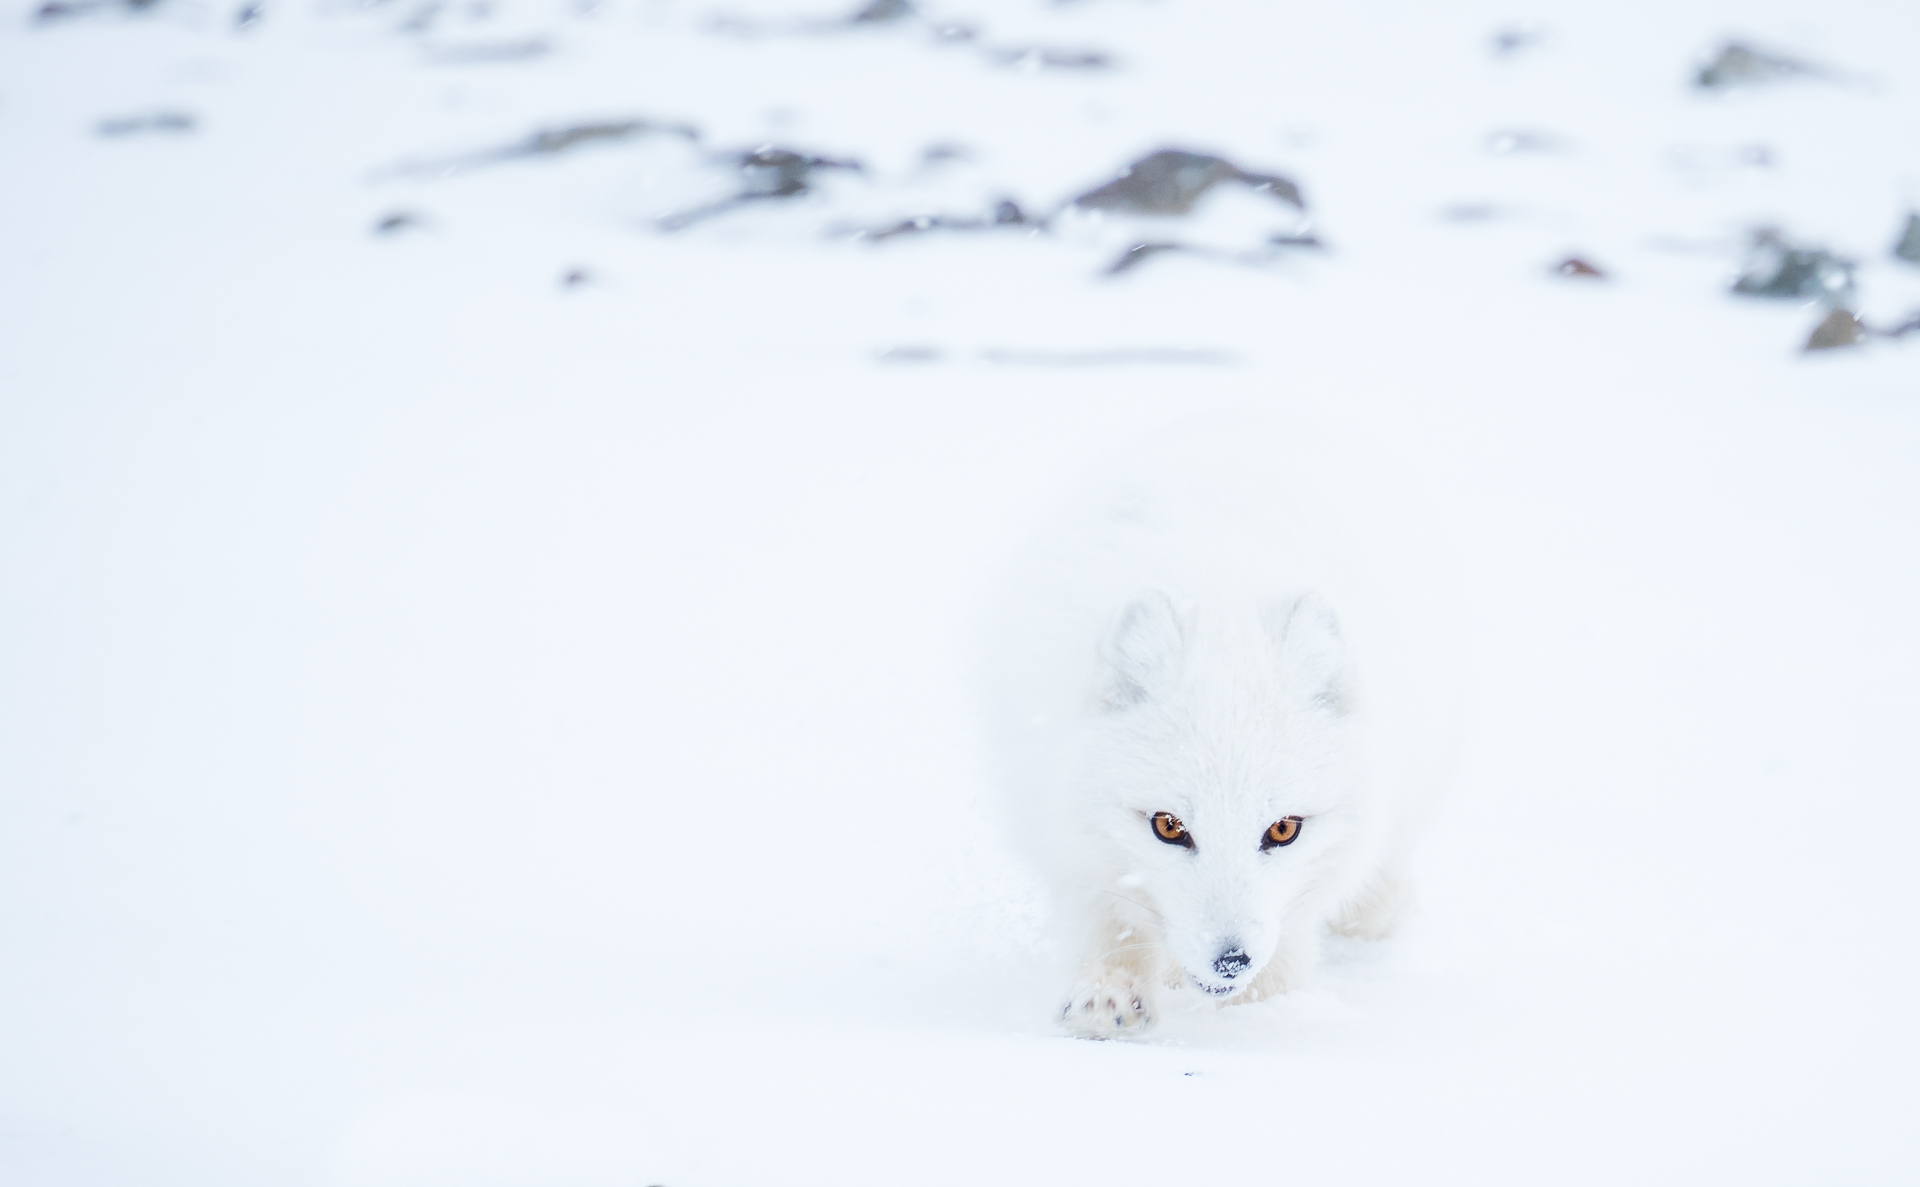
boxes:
[981,416,1461,1037]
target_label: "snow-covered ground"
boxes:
[4,0,1919,1183]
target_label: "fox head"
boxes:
[1086,588,1363,998]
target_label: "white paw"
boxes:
[1059,968,1156,1038]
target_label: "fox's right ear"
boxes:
[1265,592,1351,716]
[1100,591,1184,710]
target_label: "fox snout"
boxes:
[1212,946,1251,979]
[1188,941,1255,996]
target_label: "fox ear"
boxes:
[1268,593,1351,716]
[1101,591,1184,710]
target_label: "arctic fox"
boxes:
[982,418,1460,1038]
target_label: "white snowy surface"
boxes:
[3,0,1919,1183]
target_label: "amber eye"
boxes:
[1262,816,1303,850]
[1151,812,1194,849]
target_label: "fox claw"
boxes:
[1060,969,1156,1038]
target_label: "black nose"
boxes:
[1212,947,1250,980]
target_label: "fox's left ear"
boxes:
[1266,593,1351,716]
[1100,590,1184,710]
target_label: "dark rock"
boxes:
[1104,235,1321,275]
[560,267,591,288]
[1491,24,1544,57]
[1554,256,1605,279]
[710,0,917,37]
[525,121,676,156]
[1106,242,1188,274]
[1695,42,1824,90]
[1804,308,1864,351]
[374,210,426,234]
[97,111,196,137]
[1075,149,1302,216]
[738,146,859,198]
[35,0,158,22]
[385,118,698,178]
[863,215,958,240]
[855,199,1034,242]
[1731,228,1854,305]
[1893,213,1920,264]
[849,0,912,22]
[659,146,862,231]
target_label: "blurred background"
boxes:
[2,0,1918,1183]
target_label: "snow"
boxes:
[2,0,1919,1183]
